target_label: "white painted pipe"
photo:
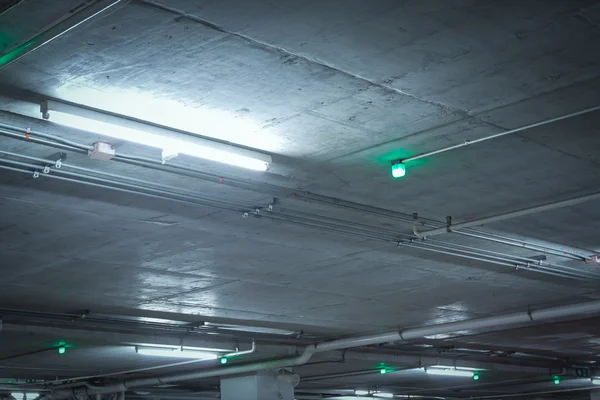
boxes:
[415,191,600,238]
[47,300,600,398]
[401,105,600,163]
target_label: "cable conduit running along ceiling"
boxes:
[0,119,591,263]
[40,300,600,398]
[398,105,600,165]
[0,148,597,282]
[0,122,598,281]
[2,320,581,387]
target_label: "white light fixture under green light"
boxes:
[135,346,219,360]
[592,378,600,385]
[425,367,474,378]
[40,99,272,171]
[391,160,406,178]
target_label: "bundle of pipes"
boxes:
[0,142,598,281]
[38,300,600,398]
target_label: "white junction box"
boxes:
[88,142,116,160]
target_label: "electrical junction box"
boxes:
[88,142,115,160]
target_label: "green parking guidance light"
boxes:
[220,357,228,365]
[58,345,66,355]
[391,161,406,178]
[553,376,561,385]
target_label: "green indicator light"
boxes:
[220,358,228,365]
[473,373,480,381]
[58,346,66,355]
[380,368,387,374]
[391,161,406,179]
[553,376,560,385]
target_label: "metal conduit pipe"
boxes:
[0,0,129,70]
[413,240,600,280]
[0,125,93,151]
[398,241,593,281]
[0,159,594,281]
[414,191,600,239]
[4,149,591,280]
[3,324,570,385]
[0,158,245,213]
[0,150,246,209]
[426,238,600,278]
[0,122,591,262]
[44,300,600,398]
[401,105,600,163]
[341,351,574,375]
[0,160,592,281]
[300,190,591,261]
[454,230,590,261]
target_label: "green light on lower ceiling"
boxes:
[58,346,66,355]
[391,161,406,179]
[220,357,228,365]
[473,373,480,381]
[380,368,388,374]
[553,376,560,385]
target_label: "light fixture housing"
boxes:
[202,322,299,336]
[40,99,272,171]
[373,392,394,398]
[135,346,219,360]
[391,160,406,178]
[425,367,474,378]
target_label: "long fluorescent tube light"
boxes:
[40,99,272,171]
[425,368,474,378]
[202,322,299,336]
[592,378,600,385]
[135,346,219,360]
[373,393,395,398]
[354,390,370,396]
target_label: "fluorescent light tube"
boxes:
[354,390,370,396]
[373,393,395,398]
[202,322,299,336]
[41,99,272,171]
[425,368,474,378]
[592,378,600,385]
[135,346,218,360]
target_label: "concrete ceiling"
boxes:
[0,1,599,399]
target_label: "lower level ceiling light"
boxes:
[592,378,600,385]
[373,393,395,398]
[354,390,370,396]
[40,99,272,171]
[425,367,474,378]
[135,346,219,360]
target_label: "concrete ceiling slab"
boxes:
[1,1,600,398]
